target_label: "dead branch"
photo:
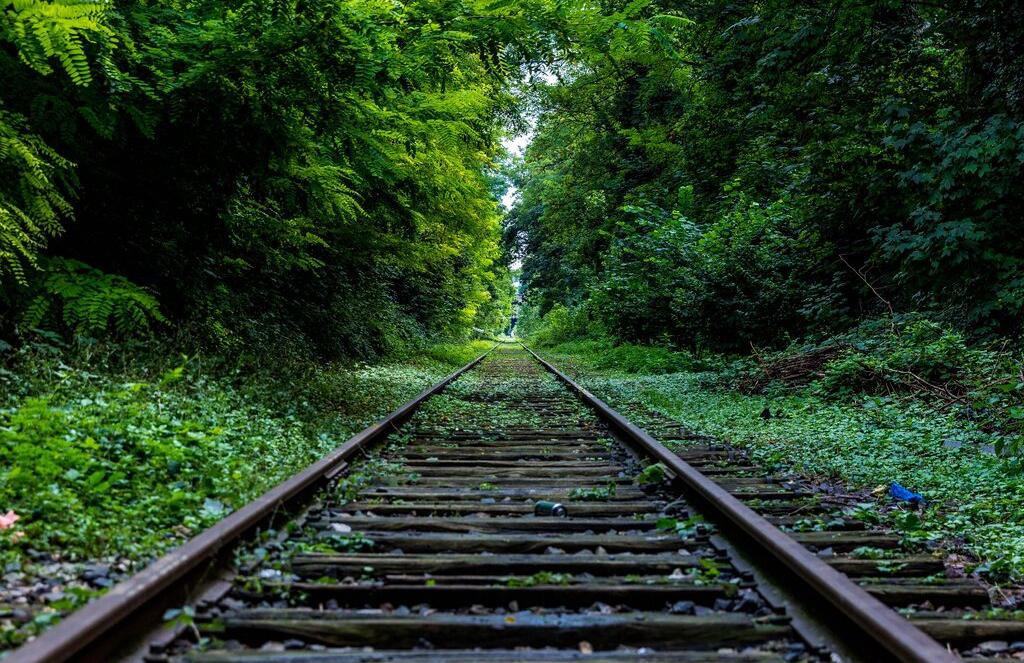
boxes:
[839,254,898,335]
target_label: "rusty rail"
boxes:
[6,346,496,663]
[523,344,959,663]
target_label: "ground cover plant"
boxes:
[0,337,492,650]
[536,331,1024,584]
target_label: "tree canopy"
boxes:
[1,0,563,356]
[2,0,1022,356]
[507,1,1024,350]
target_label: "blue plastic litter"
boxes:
[890,482,925,505]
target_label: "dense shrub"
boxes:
[506,1,1024,349]
[2,0,521,356]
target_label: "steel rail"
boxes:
[522,344,959,663]
[7,346,497,663]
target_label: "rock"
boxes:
[978,641,1010,655]
[40,564,62,576]
[283,639,305,650]
[942,439,963,450]
[260,642,286,652]
[669,601,695,615]
[713,598,734,611]
[734,589,764,613]
[81,564,110,581]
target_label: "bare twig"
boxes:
[888,368,965,405]
[749,341,772,379]
[839,254,897,335]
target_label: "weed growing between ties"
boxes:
[569,481,618,501]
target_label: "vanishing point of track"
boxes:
[9,345,1022,662]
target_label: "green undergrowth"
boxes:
[540,337,1024,583]
[0,338,491,569]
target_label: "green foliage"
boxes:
[568,480,617,501]
[655,515,707,540]
[551,340,1024,581]
[0,0,117,282]
[3,0,113,85]
[533,339,701,375]
[0,111,74,283]
[0,339,478,563]
[507,0,1024,348]
[417,340,495,367]
[529,304,602,347]
[505,571,572,587]
[635,462,667,486]
[319,532,374,553]
[737,316,1024,444]
[21,258,166,337]
[818,319,982,396]
[1,0,564,354]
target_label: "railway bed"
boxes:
[8,345,1024,663]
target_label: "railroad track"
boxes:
[8,345,1024,662]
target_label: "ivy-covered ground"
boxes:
[0,339,491,650]
[541,344,1024,586]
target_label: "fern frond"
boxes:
[5,0,114,85]
[21,258,165,337]
[0,110,75,283]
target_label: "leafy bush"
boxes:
[417,340,494,367]
[20,258,166,337]
[812,318,1024,441]
[816,318,977,394]
[543,339,702,375]
[0,1,116,282]
[528,304,603,347]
